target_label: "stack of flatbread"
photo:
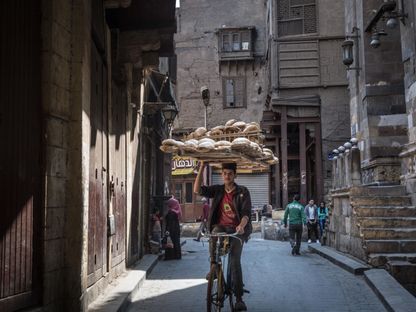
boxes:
[159,119,278,166]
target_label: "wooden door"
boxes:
[110,83,126,267]
[0,1,42,310]
[88,41,108,286]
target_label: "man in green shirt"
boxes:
[283,194,306,255]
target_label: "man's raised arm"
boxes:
[193,161,205,194]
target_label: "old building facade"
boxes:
[327,0,416,295]
[0,0,176,311]
[263,0,350,208]
[174,0,350,216]
[174,0,270,220]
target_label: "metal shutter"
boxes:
[212,173,270,209]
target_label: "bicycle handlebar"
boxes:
[201,232,243,245]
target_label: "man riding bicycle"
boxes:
[194,162,252,311]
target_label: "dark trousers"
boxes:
[319,219,326,237]
[307,221,319,241]
[210,225,244,298]
[289,224,303,253]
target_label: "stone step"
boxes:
[361,228,416,240]
[364,269,416,310]
[368,253,416,267]
[354,206,416,217]
[351,196,412,207]
[387,261,416,285]
[358,217,416,228]
[364,239,416,254]
[351,185,407,197]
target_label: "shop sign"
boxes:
[171,156,197,175]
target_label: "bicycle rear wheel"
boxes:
[207,264,225,312]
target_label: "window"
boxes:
[174,183,182,203]
[232,33,241,51]
[222,77,246,108]
[277,0,317,37]
[241,32,250,50]
[185,182,193,203]
[218,27,254,61]
[222,34,231,52]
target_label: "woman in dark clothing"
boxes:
[164,197,182,260]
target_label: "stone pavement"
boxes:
[126,235,387,312]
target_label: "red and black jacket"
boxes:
[200,183,252,242]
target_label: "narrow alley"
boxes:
[3,1,416,311]
[126,236,386,312]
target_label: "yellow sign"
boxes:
[171,156,197,176]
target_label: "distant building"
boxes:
[263,0,350,208]
[173,0,270,220]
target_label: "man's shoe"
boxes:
[308,239,312,244]
[291,245,296,255]
[193,238,200,242]
[235,300,247,311]
[316,240,320,244]
[295,251,301,255]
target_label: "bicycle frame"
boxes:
[203,232,243,312]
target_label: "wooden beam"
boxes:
[261,117,320,127]
[275,136,281,208]
[299,123,307,205]
[281,106,288,208]
[315,123,324,202]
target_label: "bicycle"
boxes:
[203,232,245,312]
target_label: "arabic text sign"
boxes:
[172,156,197,175]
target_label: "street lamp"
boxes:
[342,40,354,66]
[341,27,360,71]
[200,86,210,128]
[162,104,178,132]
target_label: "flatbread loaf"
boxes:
[233,121,246,129]
[243,124,260,133]
[195,127,207,137]
[162,139,184,147]
[214,140,232,147]
[198,138,216,145]
[225,119,237,126]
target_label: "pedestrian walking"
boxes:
[283,194,306,255]
[318,201,329,238]
[164,197,182,260]
[304,199,319,243]
[194,161,252,311]
[194,197,210,242]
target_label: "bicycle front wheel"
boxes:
[228,290,235,312]
[207,264,225,312]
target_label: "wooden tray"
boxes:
[184,130,265,144]
[176,149,270,168]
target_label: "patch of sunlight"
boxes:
[133,278,206,301]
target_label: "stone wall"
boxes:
[327,189,366,260]
[41,0,78,310]
[400,0,416,206]
[345,0,407,185]
[174,0,268,130]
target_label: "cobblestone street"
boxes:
[126,235,386,312]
